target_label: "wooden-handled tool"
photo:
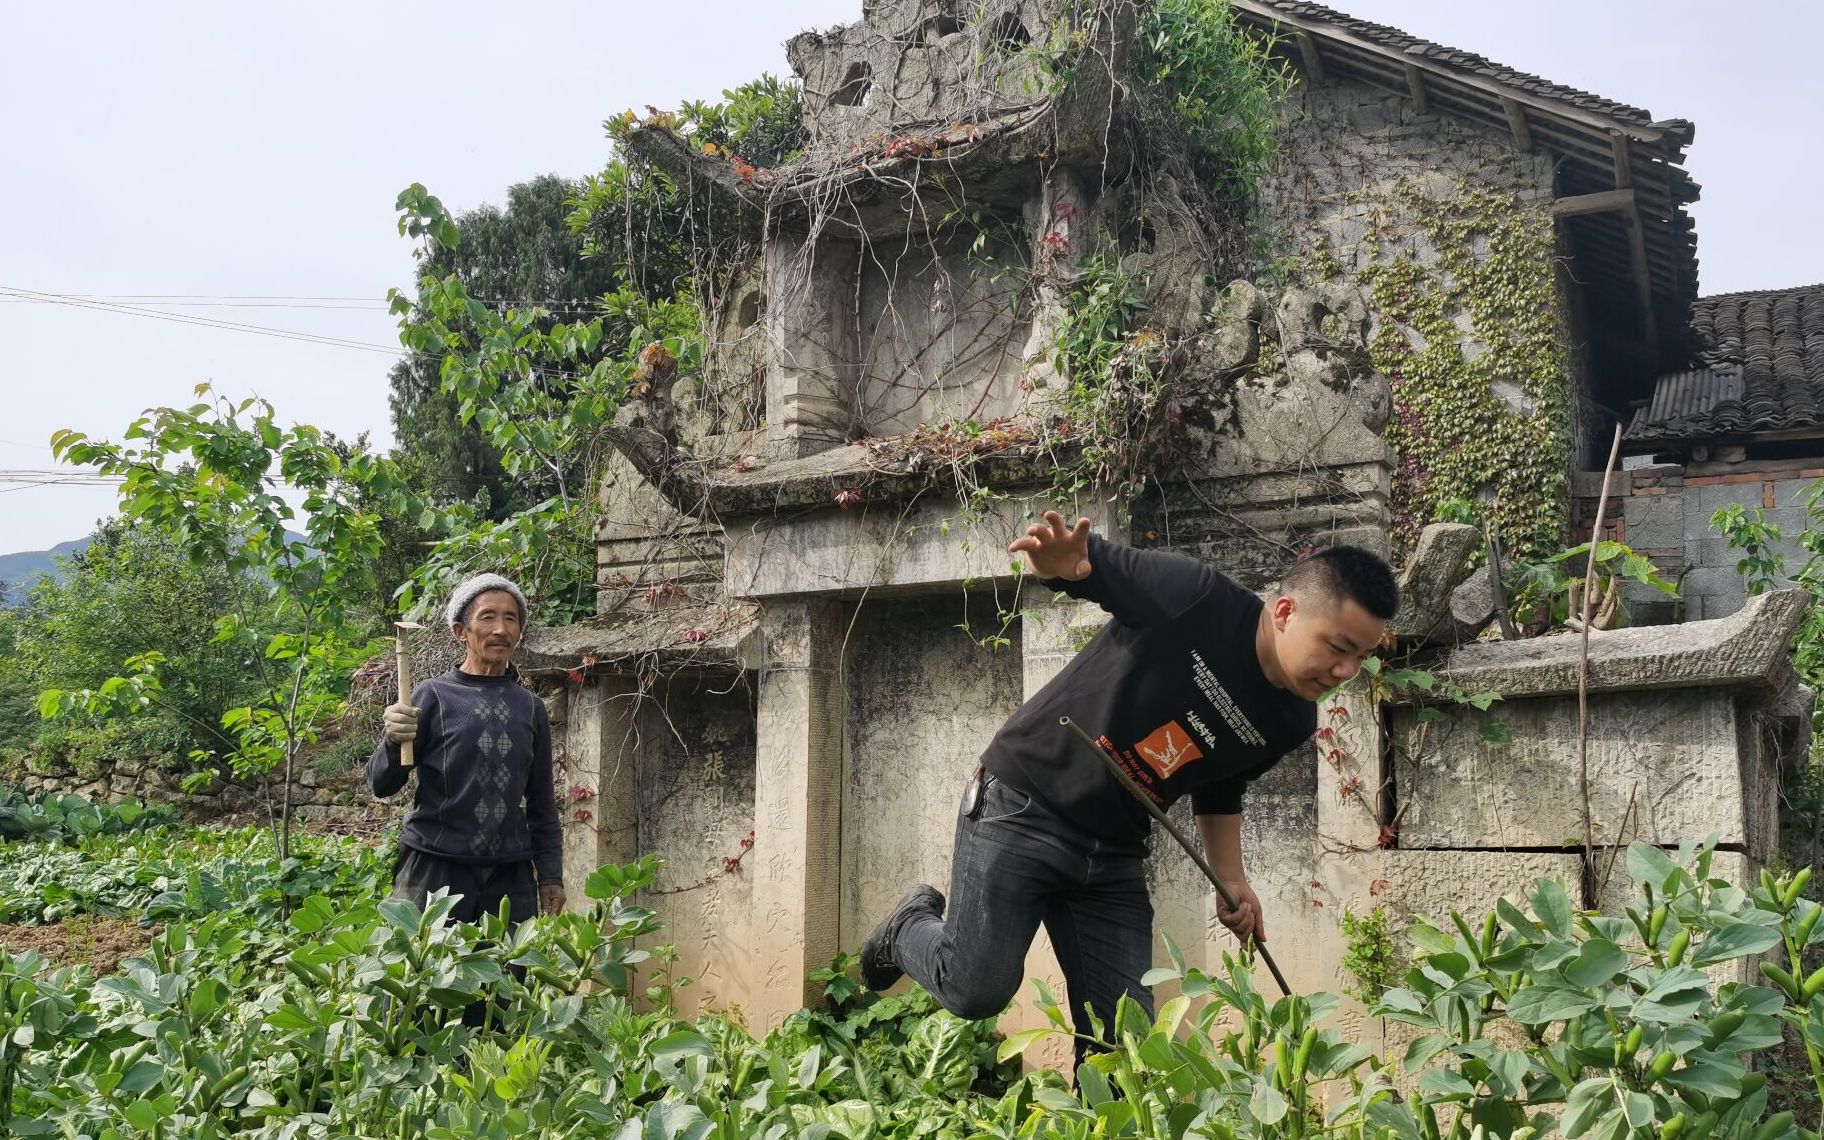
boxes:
[394,621,425,766]
[1060,716,1294,997]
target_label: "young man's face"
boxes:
[1268,592,1385,700]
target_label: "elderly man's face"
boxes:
[455,590,524,672]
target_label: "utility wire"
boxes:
[0,290,614,312]
[0,285,611,382]
[0,285,404,355]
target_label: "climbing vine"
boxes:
[1350,182,1572,560]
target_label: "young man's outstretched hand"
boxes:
[1010,510,1093,581]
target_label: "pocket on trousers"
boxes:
[975,774,1033,824]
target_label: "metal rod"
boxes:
[1059,716,1293,996]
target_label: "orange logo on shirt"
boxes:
[1134,720,1204,780]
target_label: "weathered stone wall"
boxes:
[855,231,1032,437]
[841,593,1024,947]
[633,676,758,1018]
[11,744,388,830]
[1585,458,1824,623]
[1262,75,1570,557]
[1263,77,1555,249]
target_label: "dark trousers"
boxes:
[389,848,537,1028]
[389,847,538,925]
[892,772,1155,1069]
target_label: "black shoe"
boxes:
[859,884,945,991]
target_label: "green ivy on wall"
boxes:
[1344,181,1571,559]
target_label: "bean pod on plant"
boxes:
[1291,1024,1318,1081]
[1758,961,1804,1003]
[1666,928,1691,968]
[1793,902,1821,948]
[1780,868,1812,910]
[1615,1024,1643,1066]
[1750,1111,1794,1140]
[1800,964,1824,1001]
[1702,1008,1746,1050]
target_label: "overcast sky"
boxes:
[3,1,1818,554]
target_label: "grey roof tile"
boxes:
[1628,285,1824,441]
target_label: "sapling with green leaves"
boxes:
[44,389,410,859]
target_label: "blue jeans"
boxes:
[892,772,1155,1067]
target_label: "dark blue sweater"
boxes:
[368,666,563,884]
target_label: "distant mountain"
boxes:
[0,537,91,600]
[0,531,311,604]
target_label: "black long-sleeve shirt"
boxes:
[981,534,1316,843]
[368,666,563,884]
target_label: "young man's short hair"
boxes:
[1281,546,1400,620]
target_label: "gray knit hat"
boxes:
[446,573,529,629]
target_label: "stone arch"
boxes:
[831,61,873,107]
[986,10,1030,52]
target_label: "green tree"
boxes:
[388,174,624,516]
[4,519,270,767]
[385,77,805,624]
[45,389,409,857]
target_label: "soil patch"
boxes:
[0,915,156,975]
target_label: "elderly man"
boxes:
[369,572,565,923]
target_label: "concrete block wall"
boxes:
[1582,458,1824,623]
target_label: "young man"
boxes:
[860,512,1398,1063]
[370,572,566,925]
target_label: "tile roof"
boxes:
[1235,1,1684,135]
[1627,285,1824,442]
[1231,1,1700,380]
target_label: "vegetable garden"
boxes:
[1,792,1820,1137]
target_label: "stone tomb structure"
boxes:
[501,0,1804,1056]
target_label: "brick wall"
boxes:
[1575,458,1824,622]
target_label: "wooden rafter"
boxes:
[1609,128,1634,189]
[1626,211,1659,346]
[1295,31,1326,84]
[1551,188,1637,219]
[1403,62,1429,115]
[1500,96,1533,152]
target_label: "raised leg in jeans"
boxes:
[890,774,1154,1068]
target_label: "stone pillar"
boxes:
[1019,165,1090,414]
[559,675,642,906]
[765,234,859,457]
[749,599,848,1028]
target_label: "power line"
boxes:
[0,290,616,313]
[0,284,616,394]
[0,297,389,311]
[0,285,405,355]
[0,469,124,494]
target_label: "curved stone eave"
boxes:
[622,103,1108,240]
[1393,587,1810,701]
[603,417,1072,522]
[516,599,762,680]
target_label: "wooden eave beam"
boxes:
[1403,63,1429,114]
[1230,2,1673,144]
[1626,207,1659,346]
[1295,31,1326,84]
[1552,188,1637,218]
[1500,96,1533,152]
[1609,128,1635,189]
